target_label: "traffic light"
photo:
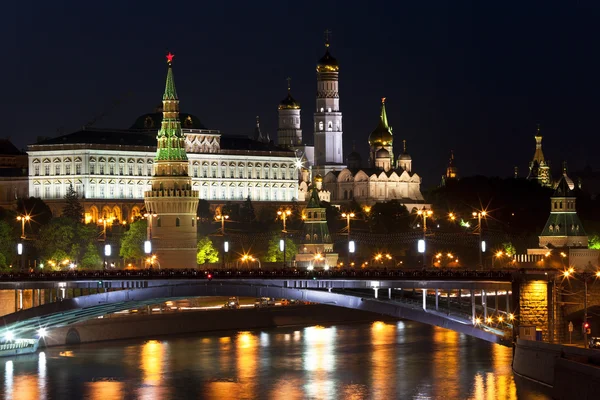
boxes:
[207,273,213,281]
[583,322,591,335]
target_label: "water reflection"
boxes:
[0,322,550,400]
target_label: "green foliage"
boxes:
[197,236,219,264]
[36,217,99,270]
[197,200,213,222]
[120,219,147,262]
[80,243,102,270]
[265,234,297,262]
[589,234,600,250]
[62,184,84,222]
[502,242,517,256]
[367,200,410,233]
[0,221,16,270]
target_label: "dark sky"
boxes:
[6,1,600,189]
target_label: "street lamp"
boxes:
[472,210,487,270]
[16,214,31,239]
[98,217,109,241]
[17,243,23,271]
[143,212,158,241]
[341,212,355,267]
[417,208,433,267]
[561,269,600,347]
[215,214,229,235]
[277,210,292,268]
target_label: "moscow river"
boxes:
[0,321,550,400]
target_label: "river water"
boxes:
[0,321,550,400]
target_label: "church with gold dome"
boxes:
[278,35,426,209]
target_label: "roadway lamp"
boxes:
[104,244,112,257]
[17,243,23,256]
[144,240,152,254]
[418,239,425,253]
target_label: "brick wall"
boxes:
[519,280,549,341]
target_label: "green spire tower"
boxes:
[156,52,188,163]
[145,53,199,268]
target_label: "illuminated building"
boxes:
[440,150,458,187]
[526,125,553,188]
[0,139,28,207]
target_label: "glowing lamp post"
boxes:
[16,214,31,239]
[341,212,355,266]
[277,210,292,268]
[417,208,433,267]
[472,211,487,270]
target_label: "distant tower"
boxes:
[368,98,394,171]
[397,139,412,172]
[144,53,199,268]
[346,142,362,169]
[277,77,302,147]
[294,183,338,268]
[445,150,457,179]
[314,30,344,171]
[538,176,587,248]
[253,116,269,143]
[527,124,552,187]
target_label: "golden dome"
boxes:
[317,48,339,73]
[368,98,393,146]
[314,174,323,182]
[278,92,300,110]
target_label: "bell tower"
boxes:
[314,30,344,174]
[277,77,302,147]
[144,53,199,268]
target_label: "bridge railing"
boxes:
[0,269,514,282]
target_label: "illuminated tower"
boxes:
[277,78,302,147]
[314,30,344,174]
[397,140,412,172]
[368,98,394,171]
[539,176,587,248]
[527,125,552,187]
[440,150,457,187]
[144,53,199,268]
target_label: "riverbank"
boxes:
[41,304,393,347]
[513,338,600,399]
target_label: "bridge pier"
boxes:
[447,290,450,314]
[471,289,476,324]
[373,288,379,299]
[435,289,439,311]
[482,290,488,320]
[422,289,426,310]
[388,288,391,299]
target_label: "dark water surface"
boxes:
[0,321,551,399]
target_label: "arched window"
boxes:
[313,234,318,241]
[343,190,348,200]
[559,201,563,209]
[305,234,310,240]
[549,225,554,232]
[349,190,353,199]
[318,121,324,131]
[176,217,180,227]
[157,218,161,228]
[192,218,195,227]
[327,121,332,131]
[556,224,560,232]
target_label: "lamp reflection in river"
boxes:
[38,352,47,400]
[303,325,336,399]
[138,339,167,399]
[370,321,396,400]
[432,327,461,399]
[236,331,258,399]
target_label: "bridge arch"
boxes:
[1,283,505,344]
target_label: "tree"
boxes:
[197,236,219,265]
[62,184,84,222]
[265,233,297,262]
[239,196,256,223]
[0,221,16,270]
[120,219,147,264]
[80,243,102,269]
[502,242,517,256]
[589,234,600,250]
[36,217,99,270]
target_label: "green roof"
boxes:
[540,212,586,237]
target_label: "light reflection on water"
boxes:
[0,322,550,400]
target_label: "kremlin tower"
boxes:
[313,31,345,175]
[277,78,302,147]
[144,53,199,268]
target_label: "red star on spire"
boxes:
[381,97,386,104]
[166,52,174,64]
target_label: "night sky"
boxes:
[6,1,600,189]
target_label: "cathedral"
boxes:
[282,36,427,209]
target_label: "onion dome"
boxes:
[376,148,390,158]
[399,139,411,160]
[278,78,301,110]
[317,38,339,72]
[314,174,323,182]
[368,98,393,146]
[347,150,362,169]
